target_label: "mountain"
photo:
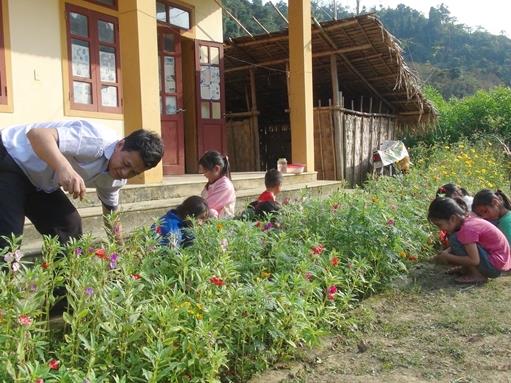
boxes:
[222,1,511,99]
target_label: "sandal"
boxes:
[454,275,487,284]
[445,266,464,275]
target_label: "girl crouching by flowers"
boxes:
[428,197,511,284]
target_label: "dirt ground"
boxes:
[249,263,511,383]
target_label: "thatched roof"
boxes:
[224,13,436,122]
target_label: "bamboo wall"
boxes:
[314,106,400,186]
[226,115,259,171]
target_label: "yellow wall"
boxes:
[176,0,222,42]
[0,0,223,165]
[0,0,123,135]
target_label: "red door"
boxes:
[195,40,226,157]
[158,27,185,175]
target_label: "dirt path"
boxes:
[249,263,511,383]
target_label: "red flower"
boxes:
[155,226,162,234]
[408,255,418,262]
[41,262,49,270]
[330,256,339,267]
[95,248,107,260]
[387,219,395,226]
[18,315,32,326]
[331,203,340,211]
[209,276,224,287]
[48,358,60,370]
[311,244,325,255]
[34,379,44,383]
[305,272,313,281]
[131,274,142,280]
[327,285,337,300]
[439,230,449,248]
[255,221,262,228]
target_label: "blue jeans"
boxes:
[449,234,501,278]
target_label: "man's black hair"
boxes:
[122,129,164,169]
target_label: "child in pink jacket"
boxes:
[199,151,236,218]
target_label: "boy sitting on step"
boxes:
[242,169,283,220]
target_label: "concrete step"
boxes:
[70,172,318,209]
[21,179,344,255]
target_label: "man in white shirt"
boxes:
[0,119,164,250]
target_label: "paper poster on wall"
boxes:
[73,81,91,104]
[210,67,221,101]
[72,43,90,78]
[101,86,117,107]
[200,66,211,100]
[99,50,116,82]
[164,56,176,93]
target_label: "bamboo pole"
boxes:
[317,100,326,179]
[249,68,260,170]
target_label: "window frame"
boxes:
[65,4,122,114]
[156,1,192,31]
[0,0,8,105]
[84,0,118,11]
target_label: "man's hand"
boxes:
[56,163,86,200]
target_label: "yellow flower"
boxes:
[216,223,224,231]
[260,271,271,279]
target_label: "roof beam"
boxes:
[226,19,359,48]
[225,43,372,73]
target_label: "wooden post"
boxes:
[249,68,260,170]
[367,97,374,177]
[358,96,364,185]
[330,54,343,180]
[317,100,326,179]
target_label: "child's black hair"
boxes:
[436,183,460,198]
[472,189,511,210]
[265,169,283,189]
[175,196,208,221]
[199,150,231,179]
[428,197,468,222]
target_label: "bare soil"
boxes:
[249,263,511,383]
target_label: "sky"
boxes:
[262,0,510,37]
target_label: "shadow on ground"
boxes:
[249,262,511,383]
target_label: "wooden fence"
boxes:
[314,106,400,186]
[226,106,403,185]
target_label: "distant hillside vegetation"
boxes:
[222,0,511,99]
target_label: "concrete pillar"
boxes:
[288,0,314,172]
[118,0,162,184]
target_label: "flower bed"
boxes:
[1,138,508,382]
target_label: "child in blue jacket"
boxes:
[154,196,208,248]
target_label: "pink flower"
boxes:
[387,219,395,226]
[35,379,44,383]
[304,272,313,281]
[311,244,325,255]
[330,256,339,267]
[131,274,142,280]
[11,262,20,272]
[18,315,32,326]
[209,276,224,287]
[48,358,60,370]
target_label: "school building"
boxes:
[0,0,318,184]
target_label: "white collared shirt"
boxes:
[1,119,127,207]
